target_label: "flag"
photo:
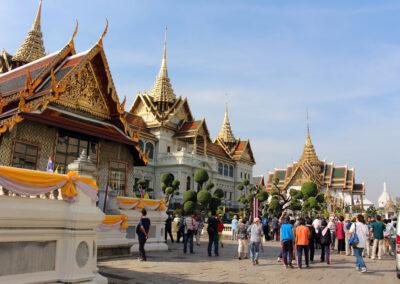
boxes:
[47,157,54,173]
[139,186,144,198]
[54,165,59,174]
[253,197,259,220]
[223,205,226,214]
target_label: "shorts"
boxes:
[238,239,249,253]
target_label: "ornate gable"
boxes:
[55,63,110,119]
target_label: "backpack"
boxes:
[207,218,217,235]
[320,229,330,245]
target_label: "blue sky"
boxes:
[2,0,400,203]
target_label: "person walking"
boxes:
[237,219,249,260]
[165,212,174,243]
[328,216,336,251]
[261,215,270,242]
[370,215,385,260]
[177,213,185,243]
[349,214,369,273]
[137,209,151,261]
[247,218,264,265]
[336,216,345,255]
[195,216,204,246]
[272,215,280,241]
[280,215,294,268]
[207,212,219,256]
[231,215,238,241]
[313,216,322,249]
[345,218,355,256]
[295,218,311,269]
[319,220,332,264]
[218,215,225,248]
[306,217,316,262]
[183,213,195,254]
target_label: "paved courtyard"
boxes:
[98,239,397,284]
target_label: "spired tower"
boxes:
[0,0,46,73]
[12,0,46,66]
[149,26,176,112]
[216,102,236,147]
[298,113,323,171]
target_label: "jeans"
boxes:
[297,245,309,268]
[309,241,315,261]
[165,226,174,242]
[282,240,293,265]
[354,247,366,269]
[331,231,336,250]
[249,241,260,263]
[391,238,396,259]
[177,228,184,242]
[372,239,384,258]
[184,232,194,253]
[196,230,201,245]
[320,244,330,263]
[273,228,280,241]
[208,234,219,256]
[138,237,147,260]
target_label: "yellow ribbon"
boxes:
[102,214,128,229]
[0,166,98,199]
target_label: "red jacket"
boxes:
[218,221,224,233]
[336,221,345,239]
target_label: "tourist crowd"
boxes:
[162,210,397,272]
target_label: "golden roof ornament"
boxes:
[216,98,236,144]
[299,111,321,166]
[12,0,46,64]
[149,26,176,104]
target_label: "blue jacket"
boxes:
[280,223,294,241]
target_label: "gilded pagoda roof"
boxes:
[298,118,321,166]
[149,27,176,104]
[12,0,46,63]
[216,103,236,144]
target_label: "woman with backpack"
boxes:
[319,220,332,264]
[349,214,369,273]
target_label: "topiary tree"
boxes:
[161,173,180,209]
[299,181,324,215]
[366,205,378,217]
[205,182,215,191]
[197,190,212,205]
[213,188,224,199]
[183,190,197,203]
[194,169,209,192]
[301,181,318,200]
[183,201,196,214]
[134,179,154,198]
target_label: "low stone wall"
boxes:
[0,187,106,284]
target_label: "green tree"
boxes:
[194,169,209,192]
[161,173,180,209]
[366,205,378,217]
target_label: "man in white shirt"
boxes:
[327,216,336,250]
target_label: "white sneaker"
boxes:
[378,257,382,260]
[355,267,360,271]
[371,257,375,260]
[277,257,281,262]
[361,268,367,273]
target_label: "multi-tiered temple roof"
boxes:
[265,119,365,208]
[128,29,255,165]
[1,1,46,72]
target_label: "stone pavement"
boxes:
[98,238,397,284]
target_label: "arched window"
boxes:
[187,176,191,190]
[167,146,171,153]
[229,165,233,177]
[218,163,223,175]
[145,142,154,159]
[224,164,228,176]
[139,140,144,152]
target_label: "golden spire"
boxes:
[149,26,176,104]
[216,95,236,144]
[299,111,321,165]
[12,0,46,64]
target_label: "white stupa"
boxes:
[378,182,392,208]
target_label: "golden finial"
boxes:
[299,108,321,166]
[32,0,42,32]
[306,108,311,145]
[160,25,168,77]
[69,20,79,43]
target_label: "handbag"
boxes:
[348,223,359,248]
